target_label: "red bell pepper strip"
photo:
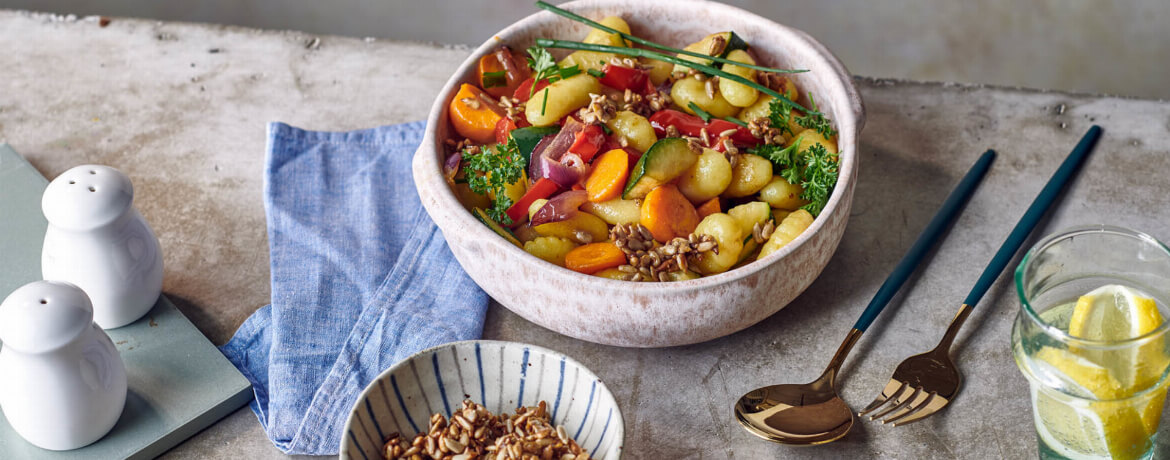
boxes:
[506,178,559,225]
[513,77,552,103]
[648,110,759,147]
[649,109,706,138]
[494,118,518,145]
[567,123,606,162]
[598,64,649,93]
[706,119,758,146]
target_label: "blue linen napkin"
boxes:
[220,121,488,455]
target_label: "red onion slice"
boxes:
[530,190,588,226]
[443,151,462,183]
[537,152,589,188]
[531,118,592,188]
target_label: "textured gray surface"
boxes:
[3,0,1170,99]
[2,9,1170,459]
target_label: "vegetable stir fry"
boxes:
[445,2,842,281]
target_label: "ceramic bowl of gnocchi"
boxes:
[413,0,864,347]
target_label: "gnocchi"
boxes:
[723,154,773,198]
[692,213,745,274]
[447,14,841,281]
[718,49,759,107]
[526,73,602,126]
[671,77,739,119]
[677,149,733,203]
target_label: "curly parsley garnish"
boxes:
[750,139,839,216]
[463,138,526,225]
[767,93,837,139]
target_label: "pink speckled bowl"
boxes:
[413,0,864,348]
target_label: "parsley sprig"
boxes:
[526,45,582,115]
[463,138,527,225]
[768,93,837,139]
[750,139,839,216]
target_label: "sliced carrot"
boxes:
[640,184,700,243]
[584,149,631,203]
[449,83,504,144]
[565,242,627,274]
[696,197,721,219]
[478,54,509,98]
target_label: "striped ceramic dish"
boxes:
[341,340,624,459]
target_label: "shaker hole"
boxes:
[88,186,96,192]
[69,180,76,184]
[39,299,47,304]
[89,170,97,175]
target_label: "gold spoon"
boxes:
[735,150,996,445]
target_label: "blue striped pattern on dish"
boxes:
[341,340,623,459]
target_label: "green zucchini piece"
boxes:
[720,31,749,60]
[621,138,698,199]
[473,207,522,247]
[509,126,560,164]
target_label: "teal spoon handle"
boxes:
[962,125,1102,307]
[853,150,996,332]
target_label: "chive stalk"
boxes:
[535,38,820,116]
[535,1,807,75]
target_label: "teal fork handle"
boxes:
[962,125,1102,307]
[853,150,996,332]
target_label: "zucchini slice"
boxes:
[473,208,523,247]
[509,125,560,164]
[622,138,698,199]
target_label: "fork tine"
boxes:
[867,384,919,421]
[883,391,935,424]
[890,394,951,427]
[858,379,906,416]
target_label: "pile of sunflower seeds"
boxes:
[757,72,789,94]
[381,400,589,460]
[578,93,617,125]
[496,96,526,124]
[747,117,786,146]
[610,223,718,282]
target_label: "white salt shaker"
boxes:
[0,280,127,450]
[41,165,163,329]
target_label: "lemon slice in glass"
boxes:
[1068,284,1167,389]
[1033,347,1151,460]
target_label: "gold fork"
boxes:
[859,125,1102,426]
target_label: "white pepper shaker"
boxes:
[41,165,163,329]
[0,280,127,450]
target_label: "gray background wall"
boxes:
[3,0,1167,99]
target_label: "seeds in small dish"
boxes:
[381,399,590,460]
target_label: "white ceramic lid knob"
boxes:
[41,165,134,232]
[0,280,94,354]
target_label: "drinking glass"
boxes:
[1013,225,1170,460]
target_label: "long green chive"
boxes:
[534,1,807,75]
[723,116,748,127]
[688,102,712,123]
[535,38,819,116]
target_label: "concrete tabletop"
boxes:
[4,10,1170,460]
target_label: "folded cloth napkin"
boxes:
[220,121,488,455]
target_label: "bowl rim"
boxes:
[340,339,625,458]
[414,0,864,292]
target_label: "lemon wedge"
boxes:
[1069,284,1162,343]
[1068,285,1168,390]
[1034,346,1151,460]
